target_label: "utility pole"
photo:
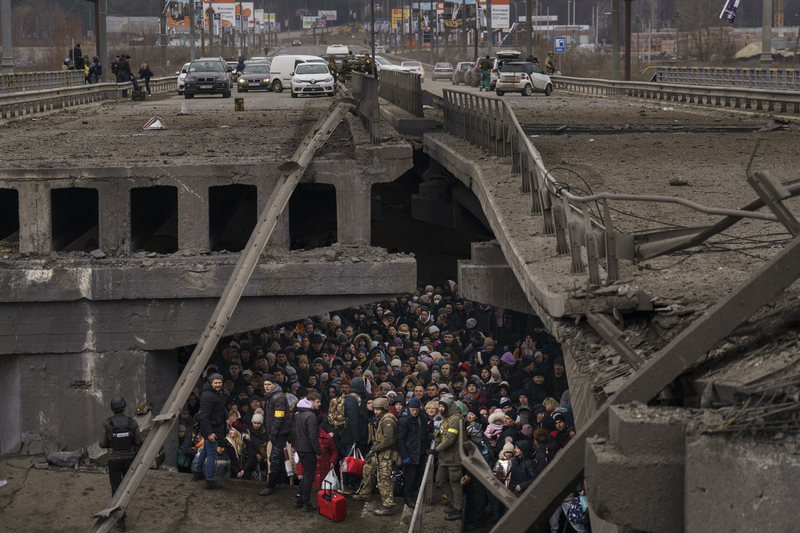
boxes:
[525,0,531,57]
[612,0,620,80]
[624,0,631,80]
[462,0,467,57]
[209,0,214,56]
[190,0,196,60]
[487,0,492,55]
[1,0,13,74]
[761,0,773,68]
[161,10,168,76]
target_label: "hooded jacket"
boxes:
[292,398,322,455]
[265,384,292,436]
[436,398,465,466]
[508,440,537,493]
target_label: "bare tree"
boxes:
[676,0,721,60]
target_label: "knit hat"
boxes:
[484,337,495,347]
[409,396,421,409]
[263,374,277,383]
[553,411,566,423]
[429,325,439,334]
[488,410,505,425]
[390,358,402,368]
[209,373,224,382]
[521,356,534,369]
[502,436,515,455]
[340,378,351,387]
[490,367,502,380]
[296,386,308,398]
[251,413,264,424]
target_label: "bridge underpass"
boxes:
[3,61,800,533]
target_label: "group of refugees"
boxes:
[59,44,154,96]
[121,280,590,532]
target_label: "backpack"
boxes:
[567,495,590,525]
[470,433,494,464]
[148,68,154,77]
[328,394,359,430]
[95,63,102,76]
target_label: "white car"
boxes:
[494,61,553,97]
[290,63,334,98]
[177,62,191,95]
[373,55,410,74]
[401,61,425,82]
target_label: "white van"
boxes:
[269,55,327,93]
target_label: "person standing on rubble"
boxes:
[99,396,144,532]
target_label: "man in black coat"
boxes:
[546,357,569,401]
[340,376,367,492]
[292,391,322,511]
[396,396,430,508]
[260,373,293,495]
[193,373,227,489]
[509,356,535,393]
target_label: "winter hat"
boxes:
[490,367,502,380]
[505,406,518,421]
[501,352,516,366]
[462,393,475,404]
[521,424,534,437]
[553,356,565,367]
[532,367,545,378]
[262,373,277,384]
[209,373,224,382]
[533,404,547,415]
[466,318,477,327]
[298,354,308,365]
[178,424,187,432]
[502,437,515,455]
[390,358,402,368]
[351,377,365,394]
[553,411,566,423]
[418,345,430,354]
[429,325,439,334]
[422,357,434,368]
[488,409,505,425]
[437,308,448,315]
[521,356,534,369]
[415,362,428,373]
[409,396,421,409]
[484,338,495,347]
[455,401,468,416]
[339,379,351,387]
[251,413,264,424]
[296,386,309,398]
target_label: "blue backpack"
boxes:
[567,495,590,525]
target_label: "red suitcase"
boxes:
[318,487,347,522]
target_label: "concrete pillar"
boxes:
[761,0,773,69]
[177,180,208,252]
[98,182,130,253]
[1,0,13,75]
[17,181,51,253]
[332,175,372,245]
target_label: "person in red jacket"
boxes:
[296,425,339,489]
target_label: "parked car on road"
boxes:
[291,62,335,98]
[292,39,302,46]
[375,45,388,54]
[465,62,485,87]
[452,61,473,85]
[236,63,272,92]
[494,61,553,97]
[491,50,522,90]
[177,62,191,95]
[432,62,454,81]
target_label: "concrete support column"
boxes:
[332,176,372,245]
[17,181,51,253]
[98,182,130,253]
[177,180,208,252]
[1,0,13,75]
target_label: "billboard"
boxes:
[167,1,193,29]
[302,16,314,29]
[318,10,337,21]
[200,0,253,30]
[391,8,410,24]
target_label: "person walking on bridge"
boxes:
[100,396,143,532]
[478,55,492,92]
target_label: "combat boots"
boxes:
[351,493,371,502]
[374,506,394,516]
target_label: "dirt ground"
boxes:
[0,453,466,533]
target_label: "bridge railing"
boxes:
[378,69,424,117]
[441,88,794,287]
[655,66,800,91]
[0,70,86,94]
[350,72,381,144]
[0,77,178,120]
[553,75,800,115]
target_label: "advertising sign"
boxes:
[391,8,410,24]
[318,10,337,21]
[490,0,510,29]
[168,0,193,29]
[303,16,314,29]
[201,0,253,30]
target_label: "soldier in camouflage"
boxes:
[339,56,351,83]
[327,55,339,82]
[426,394,465,521]
[352,397,397,516]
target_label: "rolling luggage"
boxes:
[318,486,347,522]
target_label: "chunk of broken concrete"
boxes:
[47,450,82,468]
[87,441,109,466]
[27,441,45,455]
[90,249,106,259]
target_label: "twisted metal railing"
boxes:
[441,88,798,287]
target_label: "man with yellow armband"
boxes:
[425,394,465,521]
[260,373,293,496]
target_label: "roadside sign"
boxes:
[143,116,167,130]
[555,36,566,53]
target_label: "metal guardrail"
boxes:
[0,70,85,94]
[554,75,800,115]
[379,69,424,117]
[0,77,178,120]
[350,72,381,144]
[656,66,800,91]
[441,88,791,287]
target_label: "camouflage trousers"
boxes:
[357,456,394,508]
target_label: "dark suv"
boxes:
[183,58,233,99]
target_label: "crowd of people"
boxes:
[175,280,590,532]
[59,43,153,95]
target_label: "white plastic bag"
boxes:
[322,469,341,492]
